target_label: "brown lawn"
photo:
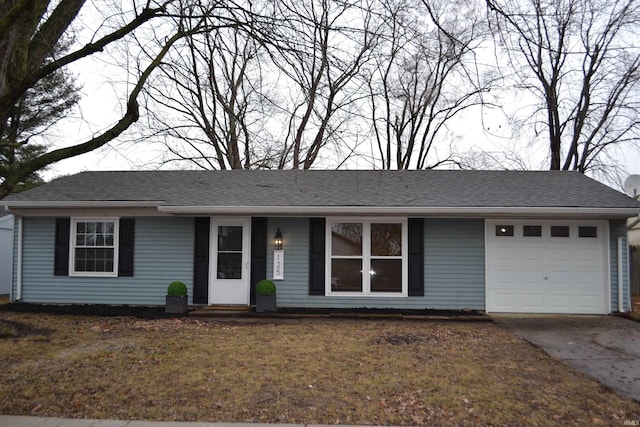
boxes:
[0,310,638,426]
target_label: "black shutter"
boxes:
[408,218,424,296]
[118,218,135,277]
[309,217,326,295]
[193,217,210,304]
[250,217,268,305]
[54,218,70,276]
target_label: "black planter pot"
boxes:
[166,295,188,314]
[256,294,276,312]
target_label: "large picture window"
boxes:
[327,219,407,296]
[70,218,119,276]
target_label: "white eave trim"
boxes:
[156,205,640,217]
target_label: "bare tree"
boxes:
[0,0,184,198]
[365,0,493,170]
[139,6,275,170]
[486,0,640,175]
[0,0,265,198]
[270,0,378,169]
[136,0,378,171]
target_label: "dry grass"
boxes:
[0,311,638,426]
[625,296,640,321]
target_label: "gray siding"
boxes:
[610,219,630,312]
[18,217,194,305]
[267,218,486,310]
[424,219,485,309]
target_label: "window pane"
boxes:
[75,248,114,272]
[75,221,116,248]
[523,225,542,237]
[495,225,514,236]
[371,259,402,292]
[331,259,362,292]
[371,223,402,256]
[579,226,597,238]
[551,226,570,237]
[218,226,242,251]
[217,253,242,279]
[331,223,362,256]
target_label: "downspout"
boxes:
[618,235,624,313]
[16,215,22,302]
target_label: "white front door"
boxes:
[209,218,251,305]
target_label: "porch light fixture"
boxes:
[274,229,283,250]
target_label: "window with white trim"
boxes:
[326,219,407,296]
[70,218,119,276]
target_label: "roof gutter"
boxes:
[156,205,640,217]
[2,202,638,217]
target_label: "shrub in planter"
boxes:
[256,279,276,312]
[166,281,188,314]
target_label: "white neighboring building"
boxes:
[630,221,640,246]
[0,213,14,295]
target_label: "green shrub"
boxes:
[167,281,188,296]
[256,279,276,295]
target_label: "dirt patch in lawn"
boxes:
[0,312,638,426]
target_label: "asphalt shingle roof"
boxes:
[3,170,639,209]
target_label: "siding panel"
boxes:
[267,218,485,310]
[20,217,194,305]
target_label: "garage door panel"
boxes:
[522,270,546,287]
[491,245,519,264]
[521,293,544,310]
[491,268,519,287]
[576,295,601,309]
[576,246,600,262]
[486,220,608,314]
[522,245,545,263]
[548,246,571,263]
[548,293,572,309]
[576,270,602,287]
[548,269,572,286]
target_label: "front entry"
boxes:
[209,217,251,305]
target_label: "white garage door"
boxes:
[486,220,609,314]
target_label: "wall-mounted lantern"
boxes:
[274,228,283,250]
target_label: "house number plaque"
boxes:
[273,250,284,280]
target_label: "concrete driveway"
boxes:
[493,314,640,402]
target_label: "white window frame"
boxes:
[325,217,408,297]
[69,217,119,277]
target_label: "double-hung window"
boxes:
[326,218,407,296]
[70,218,119,276]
